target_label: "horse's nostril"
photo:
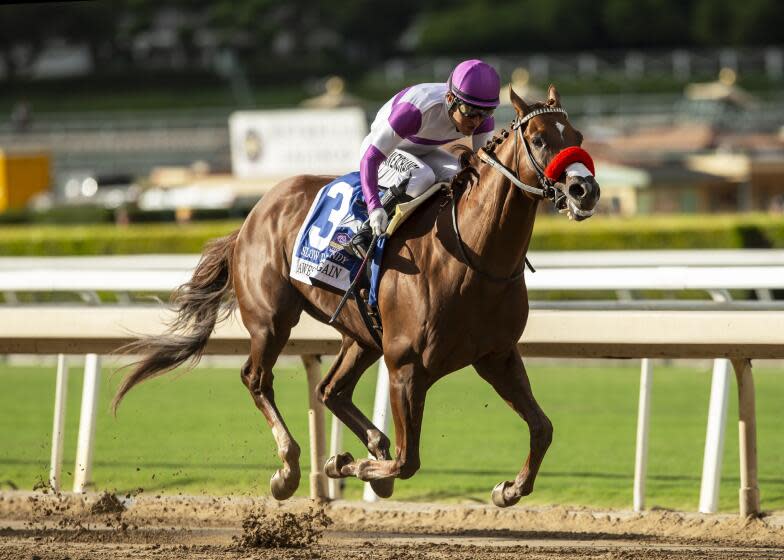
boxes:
[568,182,587,200]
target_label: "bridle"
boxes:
[450,106,572,283]
[477,106,568,202]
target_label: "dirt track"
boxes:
[2,491,783,559]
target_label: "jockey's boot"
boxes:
[348,181,412,259]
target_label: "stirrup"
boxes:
[347,225,372,259]
[383,179,413,211]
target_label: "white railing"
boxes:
[2,250,784,516]
[1,303,780,518]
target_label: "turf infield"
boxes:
[1,360,782,512]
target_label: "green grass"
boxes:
[1,360,782,512]
[6,212,784,255]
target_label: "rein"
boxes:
[477,106,568,201]
[449,106,568,283]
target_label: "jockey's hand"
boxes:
[369,208,388,237]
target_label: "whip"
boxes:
[329,233,379,324]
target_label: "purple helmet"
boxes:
[448,59,501,108]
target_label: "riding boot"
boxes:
[348,180,412,259]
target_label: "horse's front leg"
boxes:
[319,338,395,498]
[334,362,427,483]
[474,349,553,507]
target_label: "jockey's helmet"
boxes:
[448,59,501,108]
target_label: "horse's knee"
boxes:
[397,456,420,480]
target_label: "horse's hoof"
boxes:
[270,468,299,501]
[491,480,520,508]
[369,477,395,498]
[324,452,354,478]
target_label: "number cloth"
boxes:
[290,172,386,305]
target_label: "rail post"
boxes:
[73,354,101,493]
[49,354,69,492]
[633,358,653,512]
[328,417,344,500]
[699,290,732,513]
[303,354,328,500]
[731,358,760,518]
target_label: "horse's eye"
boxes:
[532,136,545,148]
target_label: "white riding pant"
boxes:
[376,148,459,198]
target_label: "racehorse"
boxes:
[113,85,600,507]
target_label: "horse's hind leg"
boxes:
[474,350,553,508]
[237,271,305,500]
[317,338,396,497]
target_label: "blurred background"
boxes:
[1,0,783,241]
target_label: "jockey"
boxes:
[350,59,500,257]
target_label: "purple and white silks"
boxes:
[359,83,495,212]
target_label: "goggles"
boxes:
[456,100,494,119]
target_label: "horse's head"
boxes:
[507,85,600,221]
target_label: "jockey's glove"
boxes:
[369,207,389,236]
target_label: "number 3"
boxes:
[309,181,352,251]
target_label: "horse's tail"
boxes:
[111,230,239,414]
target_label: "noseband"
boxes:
[478,106,597,221]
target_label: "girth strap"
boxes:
[353,289,384,347]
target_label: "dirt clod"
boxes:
[234,507,333,549]
[90,492,126,515]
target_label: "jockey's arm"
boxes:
[360,103,423,212]
[471,116,496,152]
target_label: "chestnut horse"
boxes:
[113,85,600,507]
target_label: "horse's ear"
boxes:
[509,85,530,116]
[547,84,561,107]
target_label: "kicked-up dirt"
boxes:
[1,490,783,559]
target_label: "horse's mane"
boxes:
[448,102,550,194]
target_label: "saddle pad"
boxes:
[291,172,385,297]
[291,174,444,306]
